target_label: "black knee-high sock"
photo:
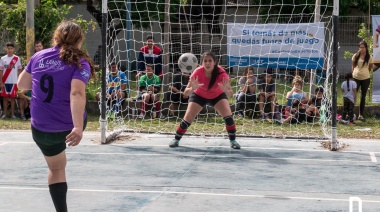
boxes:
[175,120,191,140]
[224,116,236,141]
[49,182,68,212]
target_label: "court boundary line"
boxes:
[3,142,380,154]
[0,186,380,203]
[370,152,377,163]
[65,151,373,163]
[0,142,8,146]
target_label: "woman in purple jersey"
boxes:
[17,21,94,212]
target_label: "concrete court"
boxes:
[0,130,379,212]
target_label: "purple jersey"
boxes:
[25,46,91,132]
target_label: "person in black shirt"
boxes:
[258,70,276,120]
[168,71,190,117]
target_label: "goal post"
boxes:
[99,0,339,143]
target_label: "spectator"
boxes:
[258,70,276,121]
[341,72,357,125]
[373,25,380,72]
[34,40,44,52]
[283,76,308,118]
[277,99,307,125]
[168,70,190,117]
[0,42,23,119]
[306,86,324,121]
[352,41,373,121]
[236,66,257,117]
[96,62,127,118]
[136,35,162,81]
[18,90,31,120]
[138,64,161,118]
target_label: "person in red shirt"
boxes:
[169,51,240,149]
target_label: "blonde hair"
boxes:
[292,75,303,86]
[52,21,95,78]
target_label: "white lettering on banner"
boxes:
[227,22,325,69]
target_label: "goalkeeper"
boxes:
[169,51,240,149]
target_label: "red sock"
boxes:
[155,101,161,115]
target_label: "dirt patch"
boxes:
[112,134,140,144]
[321,141,348,151]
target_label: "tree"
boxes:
[251,0,380,19]
[0,0,95,56]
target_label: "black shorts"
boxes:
[169,93,189,104]
[31,117,87,157]
[189,92,228,107]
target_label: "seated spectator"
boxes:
[168,71,190,117]
[258,70,276,120]
[136,35,162,86]
[96,62,127,118]
[18,90,31,120]
[306,86,324,122]
[236,66,257,117]
[277,99,307,125]
[283,76,308,118]
[138,64,161,118]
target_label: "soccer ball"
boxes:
[178,53,198,73]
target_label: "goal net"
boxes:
[101,0,335,142]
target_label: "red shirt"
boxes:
[191,66,229,99]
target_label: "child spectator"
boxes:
[277,99,307,125]
[138,64,161,118]
[236,66,257,117]
[341,72,357,125]
[96,62,127,118]
[306,87,324,122]
[0,42,23,119]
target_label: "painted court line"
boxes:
[66,151,372,163]
[111,144,380,154]
[370,152,377,163]
[0,142,8,146]
[0,186,380,203]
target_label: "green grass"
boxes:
[3,73,379,140]
[87,72,376,108]
[1,113,380,139]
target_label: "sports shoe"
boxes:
[357,115,365,121]
[340,120,349,124]
[20,115,27,121]
[259,114,266,120]
[349,121,356,125]
[11,115,17,119]
[1,115,6,120]
[275,120,283,125]
[169,139,180,148]
[230,140,241,149]
[237,111,245,117]
[137,113,144,119]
